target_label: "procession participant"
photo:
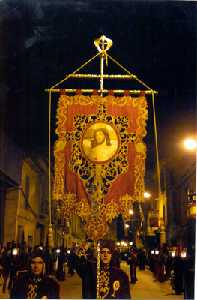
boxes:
[10,250,60,299]
[0,246,11,293]
[137,248,146,270]
[56,246,66,281]
[111,246,121,268]
[76,239,131,299]
[127,248,137,284]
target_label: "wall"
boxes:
[4,188,19,243]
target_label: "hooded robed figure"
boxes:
[76,239,131,299]
[10,250,60,299]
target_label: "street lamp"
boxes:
[183,137,196,219]
[183,138,197,151]
[128,208,135,243]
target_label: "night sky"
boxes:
[0,1,196,169]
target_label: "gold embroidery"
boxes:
[112,280,120,297]
[99,270,110,299]
[54,95,148,239]
[26,283,37,299]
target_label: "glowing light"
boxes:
[171,251,176,257]
[183,138,197,151]
[125,224,129,228]
[151,250,154,254]
[144,192,151,199]
[129,242,133,246]
[155,250,159,255]
[181,251,187,258]
[116,242,120,246]
[12,248,18,256]
[129,209,133,215]
[56,249,61,253]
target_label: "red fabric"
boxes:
[107,102,138,132]
[60,95,146,208]
[64,141,89,202]
[66,103,97,131]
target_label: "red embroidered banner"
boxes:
[54,94,148,239]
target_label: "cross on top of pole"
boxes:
[94,35,113,54]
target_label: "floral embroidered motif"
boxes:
[26,283,37,299]
[99,270,110,299]
[54,95,148,239]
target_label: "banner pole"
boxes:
[95,36,108,299]
[96,240,101,299]
[100,52,104,96]
[152,90,161,206]
[48,90,54,249]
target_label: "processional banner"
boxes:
[54,93,148,239]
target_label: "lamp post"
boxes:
[48,92,54,249]
[182,137,196,300]
[182,137,196,219]
[128,208,134,243]
[143,191,156,243]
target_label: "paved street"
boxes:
[60,262,184,299]
[0,263,184,299]
[121,262,183,300]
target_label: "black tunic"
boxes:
[10,271,60,299]
[76,256,131,299]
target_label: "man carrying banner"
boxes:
[76,239,131,299]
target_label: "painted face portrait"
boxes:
[91,128,112,148]
[81,122,119,163]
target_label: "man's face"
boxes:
[95,130,105,144]
[31,257,44,276]
[100,247,112,264]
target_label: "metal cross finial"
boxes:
[94,35,113,94]
[94,35,113,54]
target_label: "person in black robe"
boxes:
[10,250,60,299]
[127,248,137,284]
[76,239,131,299]
[137,248,146,270]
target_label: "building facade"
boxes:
[0,129,47,246]
[166,160,196,254]
[2,154,50,246]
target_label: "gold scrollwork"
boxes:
[54,94,148,238]
[85,216,109,240]
[76,199,91,219]
[120,194,134,219]
[104,202,119,223]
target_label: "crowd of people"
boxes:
[147,244,194,299]
[0,240,194,299]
